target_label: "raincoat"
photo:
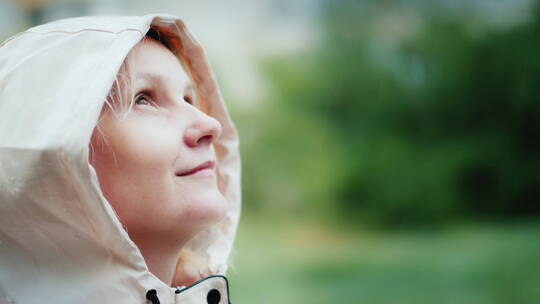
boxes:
[0,14,241,304]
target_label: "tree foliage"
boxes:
[239,0,540,227]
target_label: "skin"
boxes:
[89,38,227,286]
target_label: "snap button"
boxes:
[145,289,160,304]
[206,288,221,304]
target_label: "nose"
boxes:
[183,110,222,148]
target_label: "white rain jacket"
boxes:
[0,14,241,304]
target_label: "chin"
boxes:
[176,190,228,227]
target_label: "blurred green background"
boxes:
[2,0,540,303]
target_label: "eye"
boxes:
[183,95,193,105]
[134,93,154,107]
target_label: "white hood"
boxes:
[0,14,241,304]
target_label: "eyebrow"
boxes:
[137,72,195,91]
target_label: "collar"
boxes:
[146,275,231,304]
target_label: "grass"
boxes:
[227,216,540,304]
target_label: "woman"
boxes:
[0,14,241,304]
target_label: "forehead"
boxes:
[129,38,191,87]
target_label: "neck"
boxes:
[131,232,190,286]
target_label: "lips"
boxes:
[176,160,215,176]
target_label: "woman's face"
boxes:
[89,38,227,244]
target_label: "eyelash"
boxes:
[134,93,153,107]
[184,95,193,105]
[133,92,194,107]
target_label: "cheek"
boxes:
[114,123,178,169]
[91,122,178,199]
[89,119,179,226]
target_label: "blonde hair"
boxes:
[103,29,164,121]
